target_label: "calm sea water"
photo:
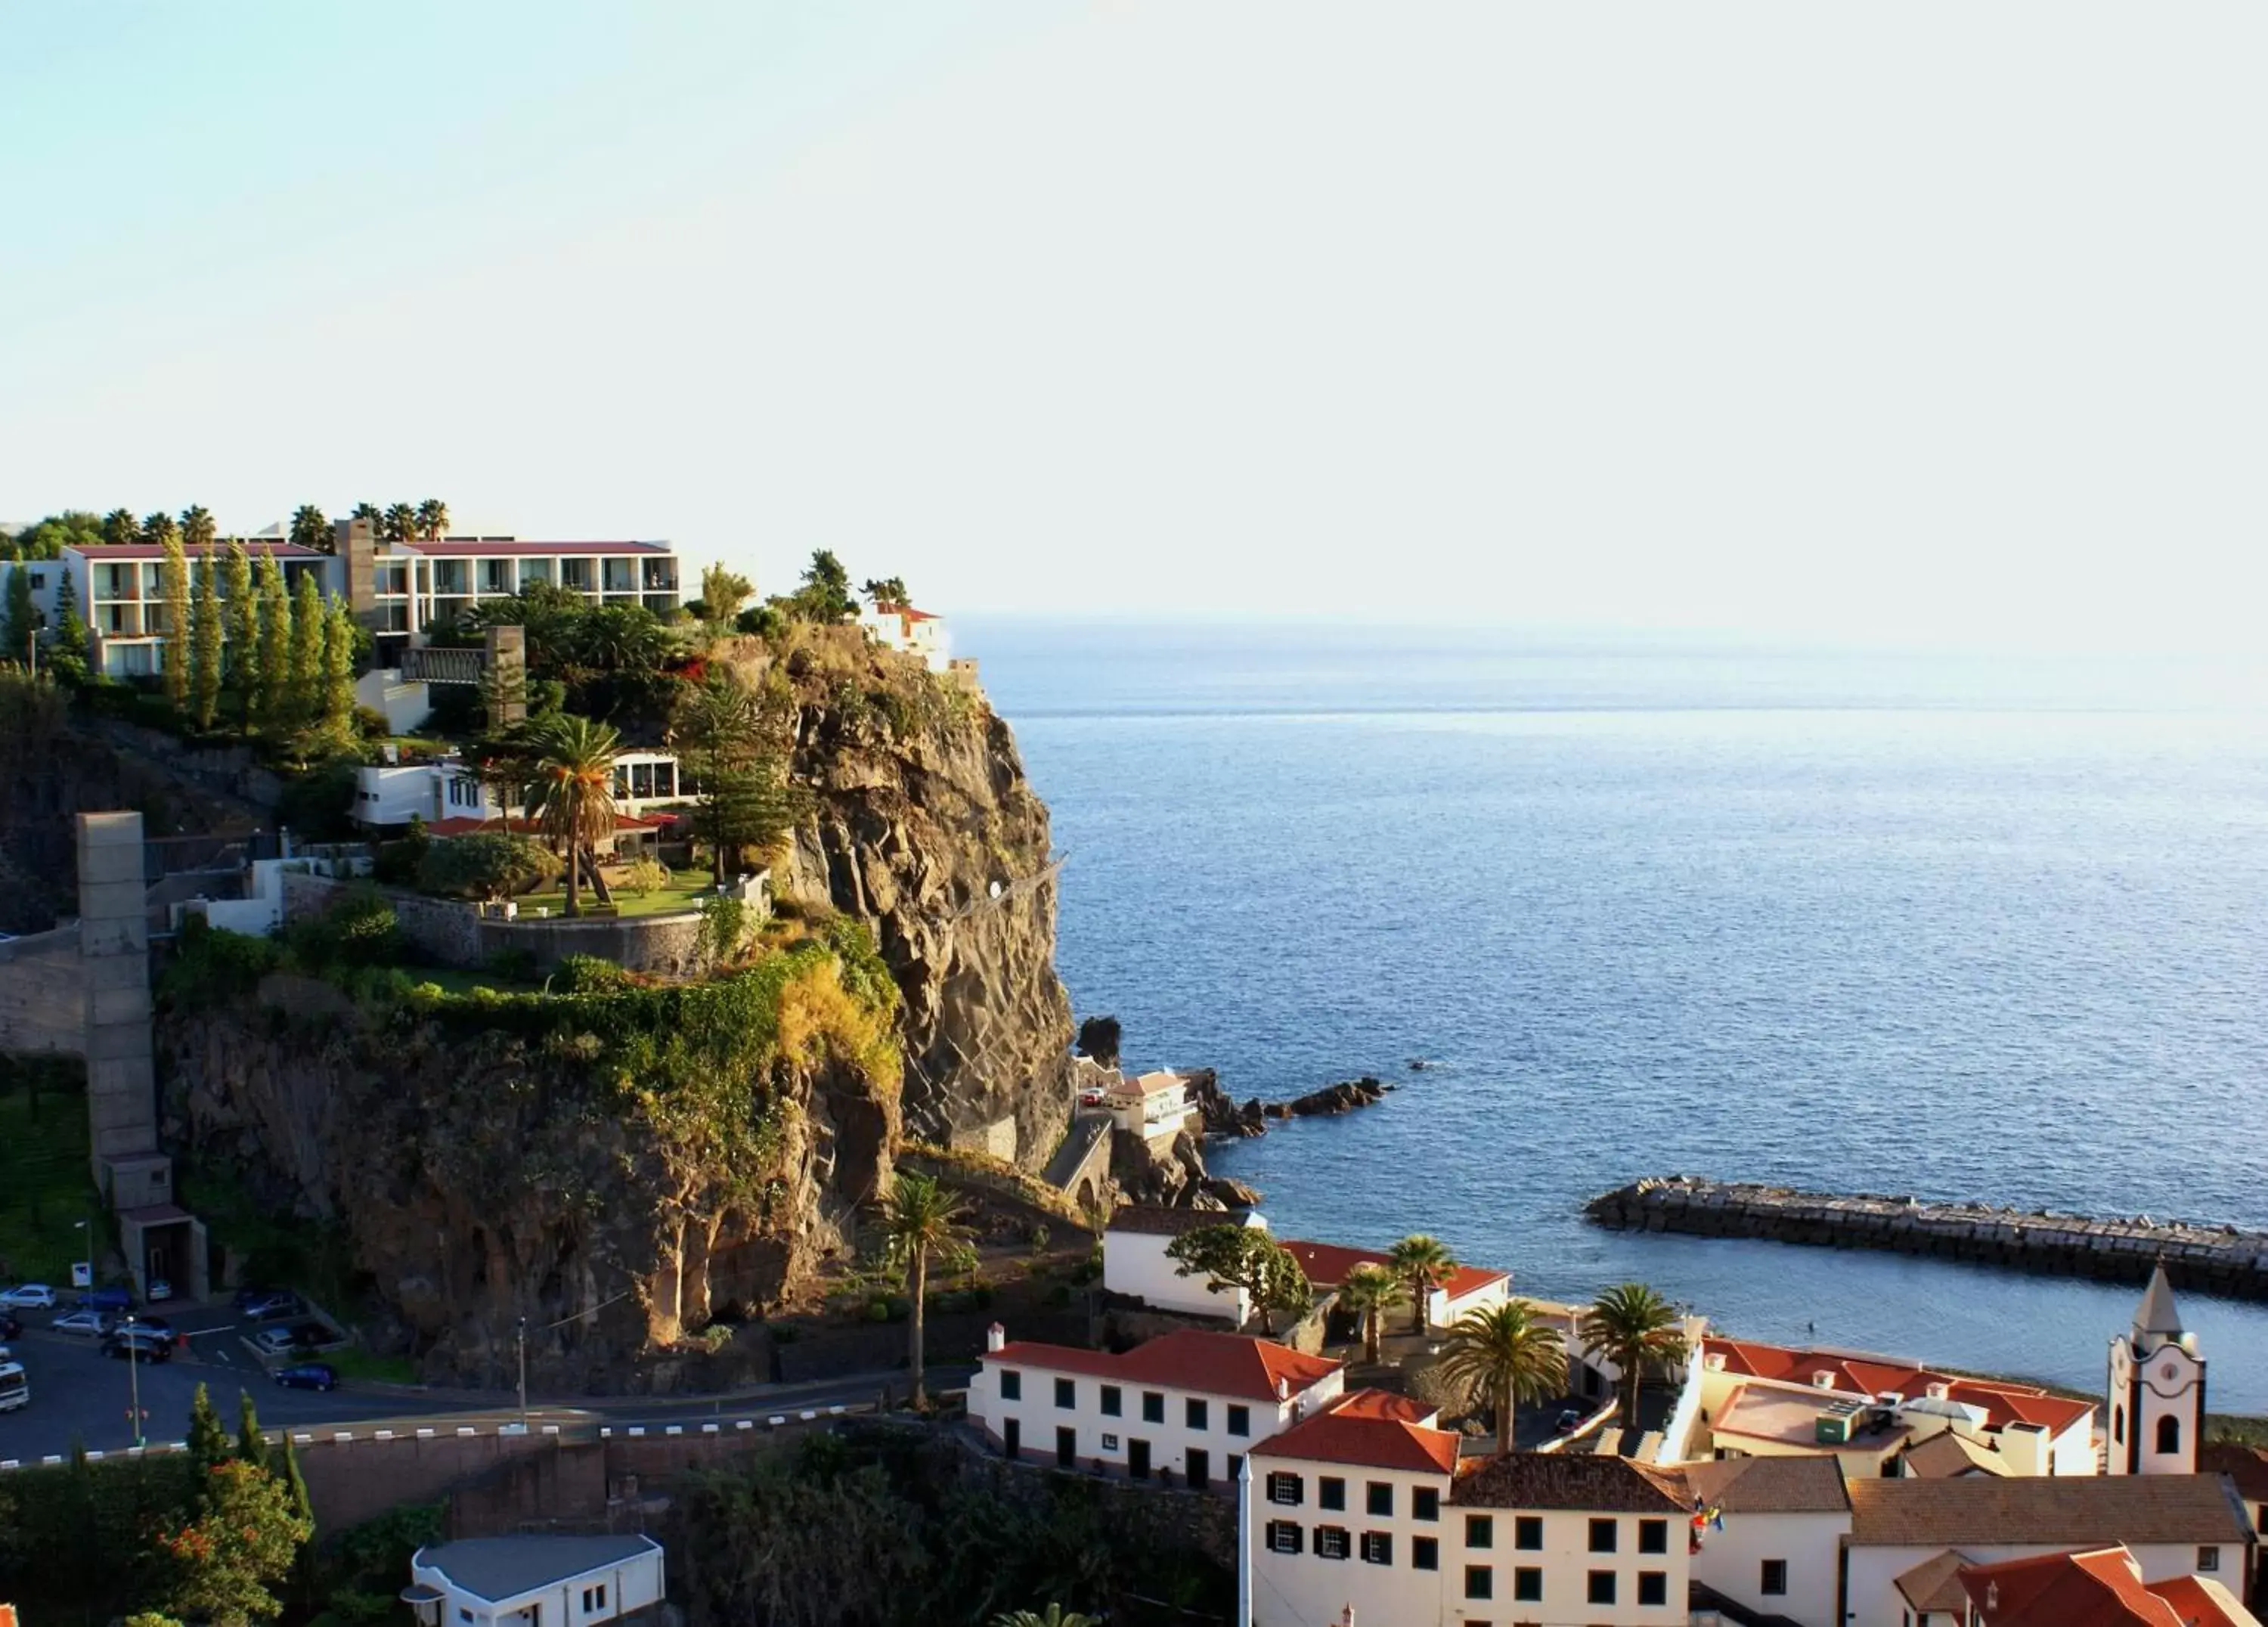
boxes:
[966,621,2268,1408]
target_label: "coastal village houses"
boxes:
[1102,1204,1267,1324]
[855,600,951,672]
[1278,1239,1513,1334]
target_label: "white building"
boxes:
[1278,1239,1512,1334]
[1103,1204,1266,1323]
[969,1322,1343,1491]
[1105,1070,1199,1141]
[403,1534,664,1627]
[1842,1476,2254,1627]
[352,751,686,831]
[857,602,950,672]
[1681,1455,1851,1627]
[2108,1264,2205,1477]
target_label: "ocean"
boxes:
[966,620,2268,1408]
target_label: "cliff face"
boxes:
[758,634,1075,1167]
[162,952,900,1390]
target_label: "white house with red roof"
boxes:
[1278,1239,1512,1333]
[857,601,950,672]
[1102,1204,1265,1323]
[1696,1336,2098,1478]
[1105,1070,1200,1143]
[969,1323,1342,1492]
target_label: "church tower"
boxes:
[2106,1262,2204,1475]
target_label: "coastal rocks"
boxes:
[1111,1127,1216,1210]
[1188,1069,1390,1138]
[1273,1077,1387,1117]
[1587,1176,2268,1303]
[1200,1175,1264,1210]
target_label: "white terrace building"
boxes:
[857,601,950,672]
[1102,1204,1266,1324]
[352,751,687,832]
[969,1323,1343,1492]
[404,1534,664,1627]
[1105,1069,1200,1142]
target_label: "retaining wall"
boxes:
[282,870,714,975]
[1588,1176,2268,1301]
[0,923,85,1057]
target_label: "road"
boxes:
[0,1308,971,1463]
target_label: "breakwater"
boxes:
[1587,1177,2268,1303]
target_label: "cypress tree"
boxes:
[222,541,256,678]
[287,571,324,727]
[189,556,224,729]
[186,1381,231,1483]
[251,554,290,733]
[159,530,194,710]
[322,598,358,739]
[278,1431,311,1524]
[235,1389,268,1470]
[51,566,85,659]
[3,566,35,662]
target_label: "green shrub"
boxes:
[282,889,400,972]
[371,817,430,887]
[416,831,560,902]
[553,954,630,994]
[866,1298,893,1324]
[484,946,539,983]
[160,919,283,1006]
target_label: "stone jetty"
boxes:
[1586,1176,2268,1303]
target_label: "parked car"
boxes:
[0,1285,56,1312]
[78,1285,135,1314]
[53,1309,112,1337]
[237,1290,303,1323]
[273,1362,339,1392]
[253,1322,336,1356]
[102,1328,172,1363]
[118,1312,172,1337]
[146,1278,173,1303]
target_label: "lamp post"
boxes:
[516,1316,528,1429]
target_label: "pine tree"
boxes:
[186,1381,232,1483]
[189,556,224,729]
[322,598,357,739]
[3,566,36,662]
[278,1431,311,1525]
[287,571,324,728]
[51,566,86,658]
[223,541,256,710]
[235,1388,268,1470]
[252,554,290,734]
[159,530,194,709]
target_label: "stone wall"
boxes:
[282,869,715,976]
[0,924,85,1057]
[282,869,484,965]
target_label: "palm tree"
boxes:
[102,507,139,547]
[1388,1233,1459,1336]
[1435,1300,1567,1457]
[1340,1263,1407,1364]
[1581,1282,1689,1429]
[381,502,418,543]
[349,501,383,535]
[991,1610,1098,1627]
[880,1172,973,1406]
[532,714,621,916]
[288,504,329,553]
[415,497,449,541]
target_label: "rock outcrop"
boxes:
[1187,1068,1390,1139]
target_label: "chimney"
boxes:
[337,516,378,621]
[1276,1376,1290,1402]
[985,1322,1005,1354]
[1811,1370,1838,1389]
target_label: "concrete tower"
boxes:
[2106,1262,2204,1474]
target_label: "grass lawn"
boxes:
[324,1347,421,1385]
[513,869,718,920]
[407,968,540,999]
[0,1061,99,1284]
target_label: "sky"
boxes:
[3,2,2263,648]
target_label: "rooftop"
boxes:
[1278,1238,1510,1303]
[1712,1384,1909,1452]
[984,1328,1339,1404]
[1107,1204,1253,1238]
[1703,1336,2096,1436]
[1958,1545,2248,1627]
[70,540,327,562]
[1452,1452,1689,1513]
[1108,1070,1189,1099]
[1897,1549,1973,1614]
[1679,1453,1851,1514]
[1257,1390,1458,1476]
[414,1535,660,1605]
[1903,1430,2015,1479]
[2198,1442,2268,1504]
[391,538,673,557]
[1845,1474,2251,1548]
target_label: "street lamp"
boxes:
[516,1316,528,1429]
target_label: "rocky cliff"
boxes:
[745,631,1075,1167]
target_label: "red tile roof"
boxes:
[398,539,672,557]
[2143,1573,2257,1627]
[872,603,937,621]
[1256,1390,1459,1476]
[1279,1239,1509,1302]
[71,540,326,561]
[1329,1390,1439,1424]
[986,1328,1340,1404]
[1959,1547,2190,1627]
[1703,1337,2095,1436]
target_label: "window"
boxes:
[1226,1452,1242,1481]
[1055,1377,1076,1409]
[1186,1397,1208,1430]
[1228,1403,1250,1436]
[1638,1517,1667,1554]
[999,1370,1021,1401]
[1101,1433,1119,1451]
[1513,1567,1542,1602]
[1360,1531,1393,1566]
[1464,1564,1493,1601]
[1142,1391,1165,1424]
[1467,1514,1494,1548]
[1588,1570,1616,1606]
[1315,1526,1350,1560]
[580,1585,608,1612]
[1589,1517,1617,1553]
[1413,1536,1439,1571]
[1514,1515,1542,1551]
[2158,1415,2182,1455]
[1367,1481,1393,1517]
[2199,1547,2221,1573]
[1320,1477,1346,1511]
[1761,1559,1788,1596]
[1414,1486,1439,1522]
[2114,1405,2125,1443]
[1266,1471,1304,1506]
[460,1613,475,1624]
[1266,1520,1302,1554]
[1638,1570,1667,1607]
[1101,1385,1122,1417]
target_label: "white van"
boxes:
[0,1359,26,1412]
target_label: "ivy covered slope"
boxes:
[160,925,903,1388]
[756,627,1076,1166]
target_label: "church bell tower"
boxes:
[2106,1261,2204,1475]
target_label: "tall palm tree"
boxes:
[1436,1300,1567,1458]
[102,507,139,547]
[1581,1282,1689,1429]
[532,714,621,916]
[382,502,418,544]
[880,1172,973,1406]
[1340,1263,1407,1364]
[349,501,383,534]
[415,497,449,541]
[1388,1233,1460,1336]
[288,504,329,553]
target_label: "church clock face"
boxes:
[2161,1361,2181,1381]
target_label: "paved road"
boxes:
[0,1307,971,1463]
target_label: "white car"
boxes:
[0,1285,56,1311]
[53,1309,111,1337]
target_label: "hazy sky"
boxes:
[5,3,2262,646]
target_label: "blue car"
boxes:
[273,1362,339,1392]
